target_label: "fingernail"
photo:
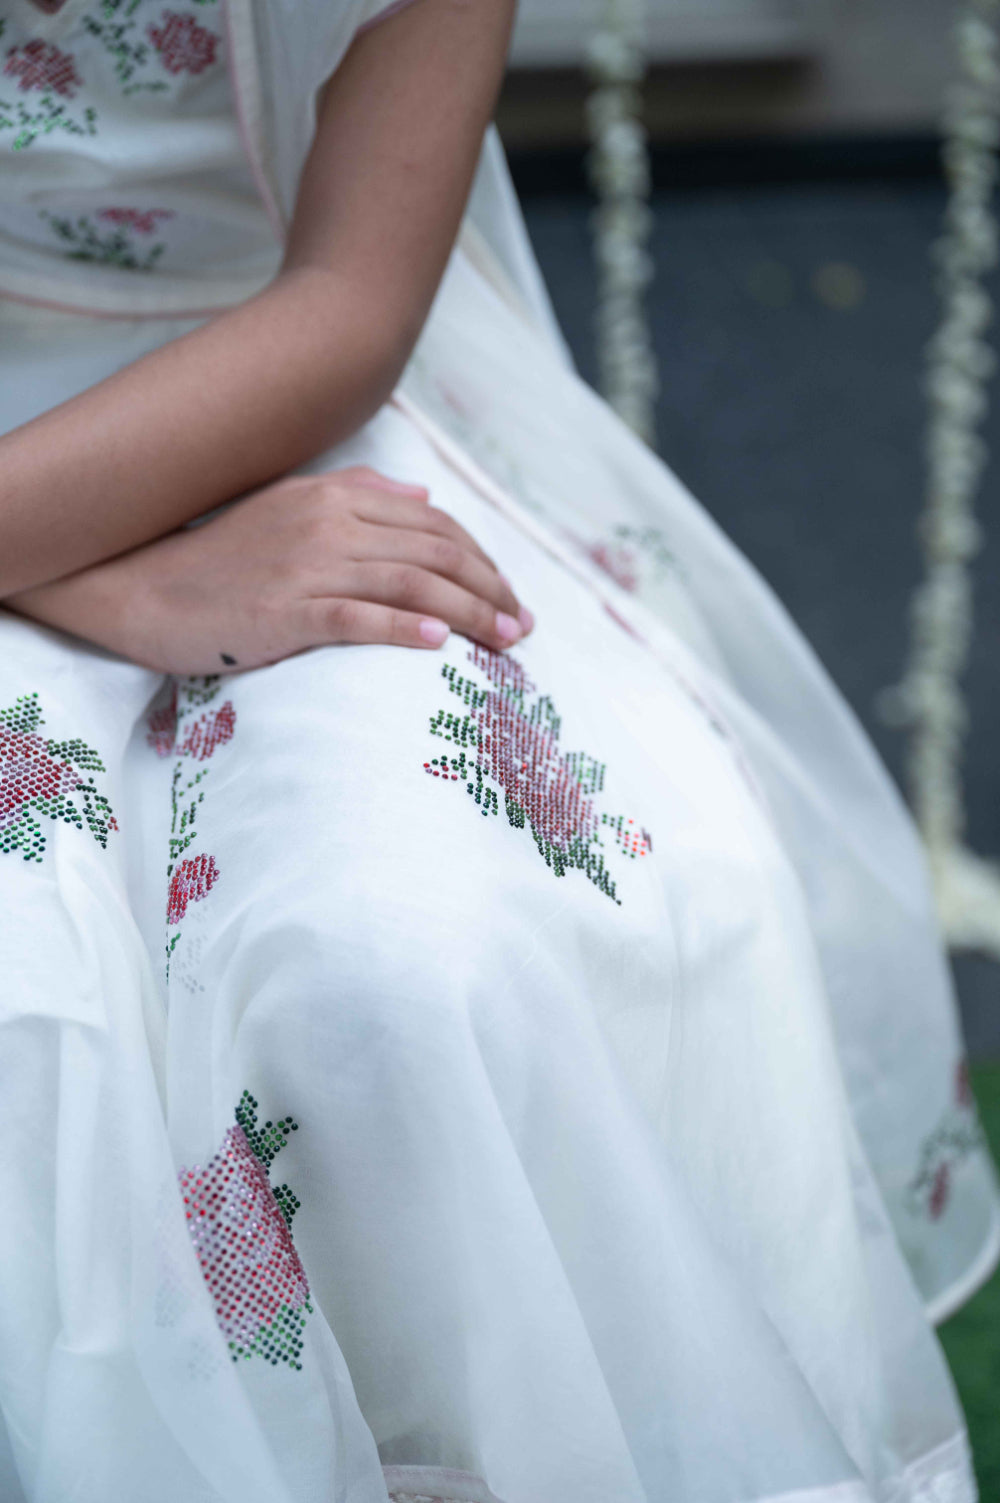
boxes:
[419,618,450,647]
[518,606,535,634]
[496,612,522,644]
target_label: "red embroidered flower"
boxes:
[147,11,218,75]
[179,1122,311,1365]
[99,207,175,235]
[465,646,602,855]
[179,701,236,761]
[167,852,219,924]
[146,684,179,758]
[3,39,81,96]
[0,693,117,858]
[588,540,639,594]
[928,1162,951,1220]
[426,647,650,903]
[0,724,76,826]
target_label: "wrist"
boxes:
[6,550,162,667]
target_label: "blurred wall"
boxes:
[511,0,828,66]
[500,0,957,148]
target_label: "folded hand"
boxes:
[7,466,535,675]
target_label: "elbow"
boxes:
[351,292,430,422]
[276,262,424,436]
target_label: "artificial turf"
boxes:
[939,1062,1000,1497]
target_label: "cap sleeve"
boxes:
[356,0,423,34]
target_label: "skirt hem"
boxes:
[380,1429,976,1503]
[926,1197,1000,1327]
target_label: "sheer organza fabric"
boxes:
[0,0,997,1499]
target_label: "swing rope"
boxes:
[881,0,1000,957]
[584,0,1000,954]
[585,0,659,446]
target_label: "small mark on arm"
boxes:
[220,653,237,667]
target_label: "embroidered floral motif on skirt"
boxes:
[425,645,650,904]
[0,691,117,859]
[906,1058,986,1221]
[153,675,235,971]
[178,1091,312,1368]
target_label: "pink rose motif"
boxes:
[147,11,218,75]
[0,724,76,826]
[146,684,179,758]
[462,646,602,856]
[425,645,650,904]
[178,701,236,761]
[588,540,639,594]
[928,1162,951,1220]
[167,852,219,925]
[178,1122,311,1366]
[3,39,81,96]
[99,207,175,235]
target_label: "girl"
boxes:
[0,1,996,1499]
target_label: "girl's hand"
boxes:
[5,466,535,676]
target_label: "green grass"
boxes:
[938,1063,1000,1496]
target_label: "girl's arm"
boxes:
[0,0,516,600]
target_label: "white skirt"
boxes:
[0,266,996,1503]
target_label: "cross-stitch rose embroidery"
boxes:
[587,540,639,594]
[0,31,96,149]
[0,692,117,861]
[147,11,217,74]
[98,205,173,234]
[178,1091,311,1368]
[3,39,80,95]
[40,207,173,270]
[147,683,179,757]
[425,645,650,904]
[80,0,220,97]
[157,677,235,971]
[906,1058,984,1221]
[167,851,219,925]
[178,699,235,760]
[569,524,677,599]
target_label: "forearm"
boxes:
[0,265,405,598]
[5,548,153,662]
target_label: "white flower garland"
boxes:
[585,0,658,445]
[881,0,1000,954]
[584,0,1000,951]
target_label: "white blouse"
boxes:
[0,0,417,315]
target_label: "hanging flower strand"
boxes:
[585,0,659,446]
[881,0,1000,955]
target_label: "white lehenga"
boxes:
[0,2,998,1502]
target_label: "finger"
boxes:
[349,492,497,570]
[300,595,453,651]
[334,464,429,500]
[345,563,527,653]
[352,523,526,623]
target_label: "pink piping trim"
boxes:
[222,0,286,242]
[357,0,423,35]
[0,287,228,321]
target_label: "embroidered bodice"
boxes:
[0,0,281,313]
